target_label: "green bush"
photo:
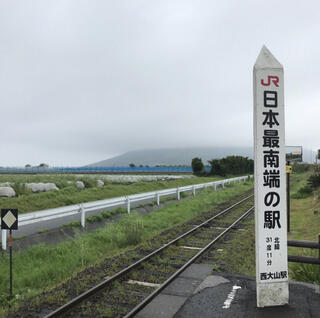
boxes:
[191,158,205,176]
[11,182,32,196]
[53,180,70,189]
[307,174,320,189]
[291,185,313,199]
[292,163,311,173]
[81,178,97,188]
[291,250,320,284]
[208,156,253,176]
[114,214,144,247]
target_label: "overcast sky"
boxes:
[1,0,320,166]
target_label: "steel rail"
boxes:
[44,194,253,318]
[123,206,254,318]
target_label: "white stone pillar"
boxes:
[253,46,288,307]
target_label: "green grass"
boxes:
[213,219,255,276]
[291,185,313,199]
[0,181,253,314]
[11,183,32,196]
[288,196,320,241]
[0,175,229,214]
[288,175,320,284]
[290,252,320,284]
[290,171,312,198]
[61,207,127,228]
[279,171,320,284]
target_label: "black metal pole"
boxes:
[9,229,12,300]
[318,233,320,261]
[287,172,290,232]
[318,234,320,278]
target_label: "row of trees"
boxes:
[191,156,254,176]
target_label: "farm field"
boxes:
[0,174,227,214]
[0,180,253,316]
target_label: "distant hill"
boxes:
[87,147,254,167]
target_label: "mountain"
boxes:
[87,147,254,166]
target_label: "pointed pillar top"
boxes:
[254,45,283,70]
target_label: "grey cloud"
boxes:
[1,0,320,166]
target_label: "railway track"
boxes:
[43,193,254,318]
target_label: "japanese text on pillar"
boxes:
[260,76,287,281]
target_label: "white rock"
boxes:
[98,174,193,183]
[0,187,16,197]
[0,182,12,187]
[76,181,85,190]
[44,183,59,191]
[97,180,104,187]
[73,174,193,184]
[26,183,41,193]
[26,183,59,193]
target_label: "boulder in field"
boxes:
[26,183,59,193]
[26,183,42,192]
[0,187,16,197]
[43,183,59,191]
[76,181,85,190]
[0,182,12,187]
[97,180,104,187]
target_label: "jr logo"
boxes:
[261,76,279,87]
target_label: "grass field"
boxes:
[287,169,320,242]
[0,174,230,214]
[0,181,253,316]
[287,169,320,284]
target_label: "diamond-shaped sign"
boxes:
[1,209,18,230]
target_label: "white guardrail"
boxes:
[1,175,251,250]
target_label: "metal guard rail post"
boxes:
[1,175,252,250]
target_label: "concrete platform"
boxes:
[135,264,320,318]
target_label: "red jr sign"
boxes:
[261,75,279,87]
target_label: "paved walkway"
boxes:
[135,264,320,318]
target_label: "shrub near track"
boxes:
[286,171,320,284]
[0,181,253,317]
